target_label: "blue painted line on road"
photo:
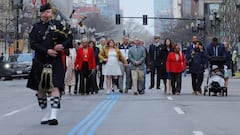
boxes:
[67,93,114,135]
[87,93,121,135]
[77,94,117,135]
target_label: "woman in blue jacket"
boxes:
[188,41,207,95]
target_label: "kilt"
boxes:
[26,58,65,91]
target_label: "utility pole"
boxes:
[16,8,19,53]
[5,18,7,55]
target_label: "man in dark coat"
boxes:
[206,37,225,58]
[27,3,73,125]
[148,35,163,89]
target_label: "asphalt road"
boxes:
[0,74,239,135]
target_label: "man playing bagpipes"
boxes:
[27,3,73,125]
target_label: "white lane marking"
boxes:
[174,107,185,114]
[177,101,240,104]
[3,110,20,117]
[1,103,37,118]
[167,96,173,101]
[193,131,204,135]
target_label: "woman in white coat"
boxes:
[64,48,77,95]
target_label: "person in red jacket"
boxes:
[166,43,186,95]
[74,37,96,95]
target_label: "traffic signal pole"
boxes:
[115,14,205,25]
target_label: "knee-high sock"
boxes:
[50,96,60,120]
[37,96,49,121]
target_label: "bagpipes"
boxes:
[46,9,87,47]
[47,10,75,45]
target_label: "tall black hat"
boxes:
[40,3,51,12]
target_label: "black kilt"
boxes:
[26,58,65,91]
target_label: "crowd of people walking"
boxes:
[26,3,234,126]
[58,35,234,97]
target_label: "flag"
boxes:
[32,0,36,7]
[41,0,46,5]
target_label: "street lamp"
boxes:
[209,9,220,37]
[191,19,205,32]
[11,0,23,54]
[191,18,206,44]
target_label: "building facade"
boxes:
[93,0,120,19]
[154,0,173,34]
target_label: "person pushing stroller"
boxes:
[205,37,228,96]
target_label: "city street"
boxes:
[0,74,239,135]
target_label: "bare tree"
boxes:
[123,19,153,46]
[161,19,193,47]
[77,13,122,40]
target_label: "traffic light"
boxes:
[143,15,148,25]
[116,14,121,25]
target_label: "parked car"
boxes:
[0,53,33,80]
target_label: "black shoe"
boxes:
[119,90,123,93]
[149,86,153,89]
[212,93,217,96]
[40,120,48,125]
[48,119,58,125]
[176,92,180,95]
[140,91,145,94]
[138,90,143,95]
[133,92,138,95]
[74,90,77,95]
[156,87,160,89]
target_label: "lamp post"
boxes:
[191,18,206,44]
[11,0,23,54]
[209,9,220,38]
[5,18,8,56]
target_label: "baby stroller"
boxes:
[204,57,228,96]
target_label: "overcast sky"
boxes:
[120,0,154,34]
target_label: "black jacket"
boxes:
[27,20,73,90]
[149,43,163,67]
